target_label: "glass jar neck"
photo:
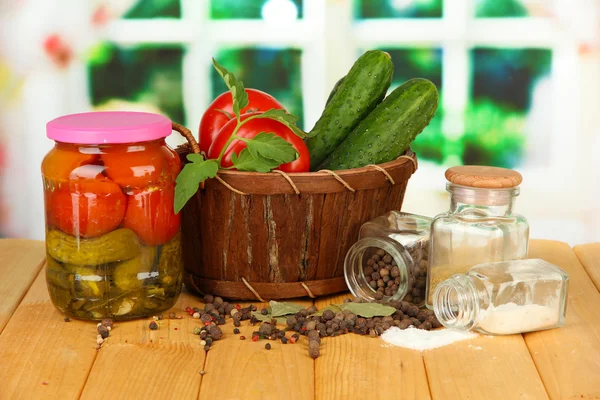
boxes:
[433,274,487,331]
[447,183,518,217]
[344,237,413,302]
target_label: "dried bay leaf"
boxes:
[338,302,395,318]
[250,311,287,325]
[269,300,305,317]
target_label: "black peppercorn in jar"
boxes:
[344,212,431,306]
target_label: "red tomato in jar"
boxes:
[207,112,310,173]
[41,146,101,180]
[49,178,127,238]
[123,185,180,246]
[101,144,165,189]
[199,89,285,154]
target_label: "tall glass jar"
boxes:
[425,166,529,309]
[432,259,568,335]
[344,212,431,306]
[42,112,183,320]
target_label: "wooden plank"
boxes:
[0,270,98,400]
[81,290,206,400]
[526,240,600,400]
[573,243,600,292]
[199,299,315,400]
[314,294,431,400]
[424,335,548,400]
[0,239,46,333]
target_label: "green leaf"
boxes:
[212,58,248,117]
[186,153,204,163]
[250,311,287,325]
[231,149,280,173]
[255,109,308,138]
[269,301,305,317]
[311,304,342,317]
[337,303,396,318]
[174,159,219,214]
[245,132,297,164]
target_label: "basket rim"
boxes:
[177,145,418,195]
[214,148,416,178]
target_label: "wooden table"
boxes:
[1,239,600,400]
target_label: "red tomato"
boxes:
[42,146,101,180]
[101,144,164,189]
[207,112,310,173]
[49,178,126,238]
[123,185,180,246]
[199,89,285,154]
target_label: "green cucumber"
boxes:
[325,76,346,106]
[306,50,394,170]
[319,78,439,170]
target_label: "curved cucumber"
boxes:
[319,78,439,170]
[306,50,394,170]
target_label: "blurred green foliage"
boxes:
[377,48,444,163]
[124,0,180,18]
[356,0,442,18]
[461,100,526,168]
[475,0,528,17]
[473,48,551,109]
[212,48,304,129]
[89,45,185,124]
[211,0,303,19]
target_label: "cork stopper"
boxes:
[445,166,522,189]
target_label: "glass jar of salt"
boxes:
[432,258,568,335]
[426,165,530,309]
[344,212,431,306]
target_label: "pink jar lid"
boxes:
[46,111,172,144]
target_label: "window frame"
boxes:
[101,0,583,196]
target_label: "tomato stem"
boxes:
[215,114,262,164]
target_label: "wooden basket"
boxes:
[173,123,418,301]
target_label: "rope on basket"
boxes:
[400,154,418,172]
[301,282,316,299]
[215,175,248,196]
[272,170,300,195]
[317,169,356,192]
[366,164,396,185]
[241,277,266,302]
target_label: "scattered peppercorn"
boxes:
[281,337,288,344]
[193,327,202,335]
[200,370,206,376]
[265,343,271,350]
[169,312,177,319]
[252,335,259,342]
[260,308,269,315]
[193,312,200,319]
[149,321,158,330]
[308,340,320,359]
[240,336,246,340]
[233,328,240,334]
[97,325,110,339]
[64,317,70,322]
[203,294,214,304]
[101,318,113,328]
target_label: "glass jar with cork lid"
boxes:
[425,166,530,309]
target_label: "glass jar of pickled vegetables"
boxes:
[42,112,183,320]
[426,166,530,309]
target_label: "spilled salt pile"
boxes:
[380,327,477,351]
